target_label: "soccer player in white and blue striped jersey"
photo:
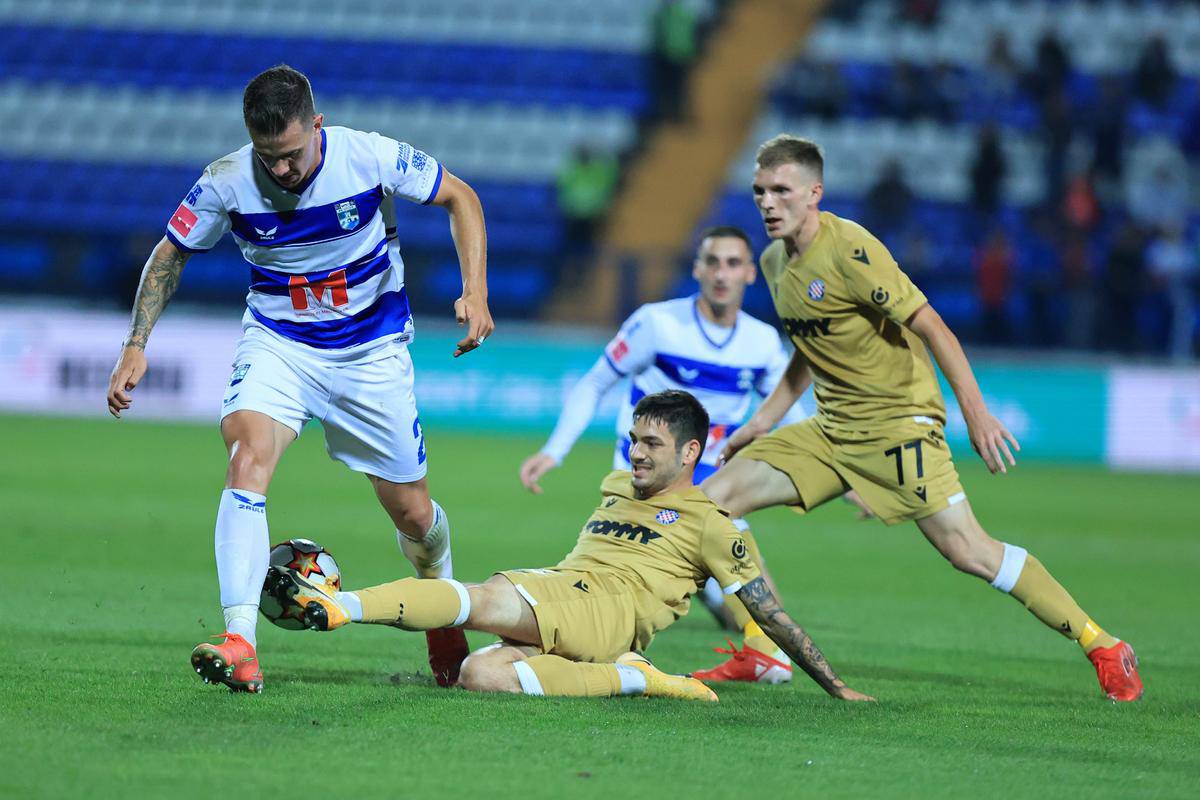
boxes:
[106,65,492,693]
[520,226,830,683]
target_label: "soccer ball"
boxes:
[259,538,341,630]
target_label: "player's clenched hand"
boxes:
[453,294,495,358]
[107,346,148,418]
[719,420,767,465]
[966,411,1020,474]
[519,453,558,494]
[832,686,876,702]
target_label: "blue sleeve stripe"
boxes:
[603,352,627,376]
[164,229,209,253]
[422,163,444,205]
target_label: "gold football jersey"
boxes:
[556,471,760,647]
[759,211,946,427]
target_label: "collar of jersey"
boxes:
[691,294,738,349]
[264,128,327,196]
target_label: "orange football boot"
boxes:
[1087,641,1143,702]
[691,639,793,684]
[190,632,263,693]
[426,627,469,688]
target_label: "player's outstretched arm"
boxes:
[906,305,1020,474]
[107,236,190,418]
[721,349,811,463]
[430,170,494,358]
[735,576,874,701]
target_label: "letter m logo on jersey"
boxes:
[289,269,349,311]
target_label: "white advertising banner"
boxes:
[0,307,241,422]
[1106,366,1200,471]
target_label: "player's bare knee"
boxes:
[699,471,739,514]
[459,655,521,693]
[373,478,434,535]
[224,441,274,492]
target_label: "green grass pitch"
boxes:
[3,414,1198,798]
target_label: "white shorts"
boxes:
[220,334,427,484]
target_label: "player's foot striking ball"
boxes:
[190,633,263,693]
[264,565,351,631]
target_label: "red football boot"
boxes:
[690,639,793,684]
[190,632,263,693]
[1087,641,1143,702]
[426,627,469,688]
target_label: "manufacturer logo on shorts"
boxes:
[230,363,250,386]
[656,509,680,525]
[807,279,825,301]
[731,538,748,559]
[335,200,360,230]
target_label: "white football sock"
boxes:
[215,488,270,647]
[336,591,363,622]
[397,499,453,579]
[615,664,647,696]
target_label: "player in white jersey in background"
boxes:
[520,226,814,683]
[105,65,493,693]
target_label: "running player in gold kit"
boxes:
[692,135,1143,702]
[265,390,872,701]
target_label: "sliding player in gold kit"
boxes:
[692,135,1143,702]
[265,390,872,702]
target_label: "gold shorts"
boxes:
[738,416,965,525]
[495,569,638,663]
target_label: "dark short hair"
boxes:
[698,225,753,253]
[756,134,824,179]
[243,65,315,137]
[632,390,710,458]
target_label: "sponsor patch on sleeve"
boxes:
[169,204,198,238]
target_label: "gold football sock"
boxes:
[521,655,622,697]
[998,548,1119,653]
[354,577,468,630]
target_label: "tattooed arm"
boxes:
[106,237,190,418]
[736,576,874,701]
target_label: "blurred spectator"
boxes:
[1062,169,1100,233]
[865,159,915,238]
[1040,88,1074,208]
[1088,77,1128,194]
[980,32,1021,107]
[651,0,698,123]
[1062,231,1099,350]
[556,145,619,272]
[1027,30,1071,103]
[1132,35,1176,109]
[1126,138,1190,234]
[775,58,847,120]
[970,124,1006,219]
[900,0,941,27]
[1145,225,1198,361]
[886,61,928,121]
[1102,224,1147,353]
[976,229,1013,344]
[1024,212,1064,346]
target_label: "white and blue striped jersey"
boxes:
[165,125,443,360]
[541,296,808,482]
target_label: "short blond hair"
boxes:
[755,134,823,179]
